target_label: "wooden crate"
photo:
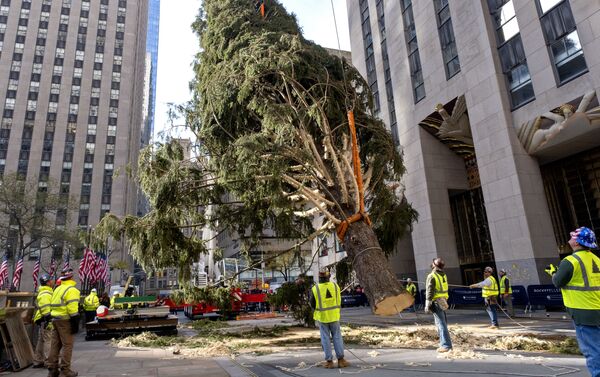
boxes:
[0,310,34,371]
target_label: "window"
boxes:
[401,0,425,103]
[488,0,534,109]
[359,0,380,113]
[537,0,587,84]
[434,0,460,79]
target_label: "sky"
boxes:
[153,0,351,139]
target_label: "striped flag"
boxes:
[12,257,24,290]
[32,259,40,290]
[63,256,70,271]
[0,256,8,289]
[102,256,110,286]
[79,248,96,282]
[49,258,57,277]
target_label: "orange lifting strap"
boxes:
[336,110,372,241]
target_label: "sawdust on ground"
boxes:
[112,324,580,359]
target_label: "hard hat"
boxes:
[499,269,506,274]
[406,278,412,283]
[96,305,109,318]
[39,273,51,286]
[91,288,97,293]
[484,266,494,273]
[60,267,74,280]
[571,227,597,249]
[318,270,330,278]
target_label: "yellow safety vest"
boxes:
[33,286,53,322]
[482,276,499,298]
[312,282,341,323]
[500,276,512,294]
[110,296,123,309]
[406,283,417,297]
[50,280,80,319]
[561,250,600,310]
[83,292,100,311]
[428,272,448,300]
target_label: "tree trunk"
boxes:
[343,221,413,315]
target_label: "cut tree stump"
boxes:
[343,221,414,315]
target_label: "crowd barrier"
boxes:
[414,284,564,310]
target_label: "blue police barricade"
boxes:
[510,285,529,306]
[527,285,564,308]
[449,288,484,306]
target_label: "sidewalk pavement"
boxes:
[12,334,249,377]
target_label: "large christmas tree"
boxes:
[97,0,417,314]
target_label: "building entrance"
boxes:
[541,145,600,256]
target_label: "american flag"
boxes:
[63,256,70,271]
[78,248,96,282]
[49,258,57,277]
[12,257,24,290]
[102,256,110,286]
[0,256,8,289]
[32,259,40,290]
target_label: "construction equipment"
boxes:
[85,295,177,340]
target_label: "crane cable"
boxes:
[329,0,372,242]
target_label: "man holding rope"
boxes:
[470,266,500,329]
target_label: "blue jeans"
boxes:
[318,321,345,361]
[485,299,499,326]
[432,303,452,349]
[575,324,600,377]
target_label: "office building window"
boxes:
[536,0,587,84]
[434,0,460,79]
[488,0,535,109]
[359,0,380,113]
[401,0,425,103]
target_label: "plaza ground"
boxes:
[11,307,589,377]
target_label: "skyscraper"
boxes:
[0,0,150,290]
[143,0,158,146]
[347,0,600,286]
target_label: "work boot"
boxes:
[321,360,334,369]
[488,325,499,330]
[59,369,78,377]
[337,358,350,368]
[47,369,59,377]
[437,347,451,353]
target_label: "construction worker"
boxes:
[32,274,54,368]
[546,227,600,377]
[425,258,452,352]
[83,288,100,324]
[469,266,500,329]
[405,278,417,312]
[499,269,514,317]
[309,271,349,369]
[110,292,122,310]
[47,268,80,377]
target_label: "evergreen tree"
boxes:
[97,0,417,314]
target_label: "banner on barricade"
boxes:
[449,288,484,305]
[527,285,563,307]
[510,285,529,306]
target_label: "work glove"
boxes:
[424,300,432,313]
[69,315,80,334]
[34,317,42,326]
[545,264,557,276]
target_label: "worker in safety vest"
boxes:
[83,288,100,324]
[32,273,55,368]
[470,266,500,329]
[406,278,417,298]
[425,257,452,352]
[110,292,122,310]
[47,268,80,377]
[309,271,349,369]
[499,269,514,317]
[547,227,600,377]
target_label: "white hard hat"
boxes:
[91,288,97,293]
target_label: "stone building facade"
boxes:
[347,0,600,286]
[0,0,149,291]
